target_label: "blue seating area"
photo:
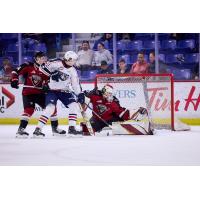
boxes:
[184,53,199,63]
[77,70,98,81]
[0,33,199,80]
[7,44,19,52]
[177,39,195,49]
[161,40,177,50]
[166,67,192,80]
[22,56,33,63]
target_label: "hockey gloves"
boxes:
[84,87,99,97]
[77,93,85,104]
[51,71,60,82]
[138,107,148,115]
[42,84,50,93]
[11,79,19,89]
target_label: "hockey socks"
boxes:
[38,115,49,129]
[69,113,77,126]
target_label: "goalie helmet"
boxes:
[102,84,114,102]
[64,51,78,66]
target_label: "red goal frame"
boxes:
[95,73,175,130]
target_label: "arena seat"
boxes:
[89,70,98,80]
[34,43,47,53]
[161,40,177,50]
[22,56,33,63]
[165,54,183,64]
[174,68,192,80]
[184,53,199,63]
[177,39,195,49]
[134,33,154,40]
[129,40,142,51]
[118,54,131,64]
[159,54,165,62]
[117,40,131,51]
[166,67,192,80]
[7,44,18,52]
[142,40,155,50]
[1,33,18,39]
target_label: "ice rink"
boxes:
[0,125,200,166]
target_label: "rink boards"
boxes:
[0,81,200,125]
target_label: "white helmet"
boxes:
[102,84,114,102]
[64,51,78,66]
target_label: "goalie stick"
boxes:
[81,102,113,131]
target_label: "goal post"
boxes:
[95,73,188,131]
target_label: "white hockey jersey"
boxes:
[43,59,82,95]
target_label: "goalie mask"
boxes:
[64,51,78,66]
[102,84,114,102]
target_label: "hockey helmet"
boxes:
[102,84,114,102]
[64,51,78,66]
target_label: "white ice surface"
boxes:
[0,125,200,166]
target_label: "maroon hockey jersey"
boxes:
[86,90,130,121]
[11,62,49,96]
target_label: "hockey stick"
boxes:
[81,102,113,130]
[78,103,95,136]
[21,85,43,90]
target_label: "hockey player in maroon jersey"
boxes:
[10,51,65,138]
[82,84,153,135]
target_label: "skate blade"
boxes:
[66,134,83,138]
[16,135,29,139]
[53,133,66,137]
[31,135,45,139]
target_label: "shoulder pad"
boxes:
[20,62,32,67]
[49,58,62,62]
[113,96,119,102]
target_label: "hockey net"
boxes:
[95,73,190,131]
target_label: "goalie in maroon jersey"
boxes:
[10,51,65,138]
[82,84,154,135]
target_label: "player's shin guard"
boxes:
[68,113,77,126]
[19,108,34,129]
[68,102,79,127]
[37,104,55,130]
[38,115,49,129]
[68,102,82,135]
[16,108,34,137]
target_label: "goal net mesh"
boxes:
[95,74,174,130]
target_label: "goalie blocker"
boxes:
[81,85,153,136]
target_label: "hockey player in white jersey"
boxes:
[32,51,85,137]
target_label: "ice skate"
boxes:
[68,126,83,137]
[16,128,29,138]
[33,127,45,138]
[52,127,66,136]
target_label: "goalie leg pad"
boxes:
[112,120,154,135]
